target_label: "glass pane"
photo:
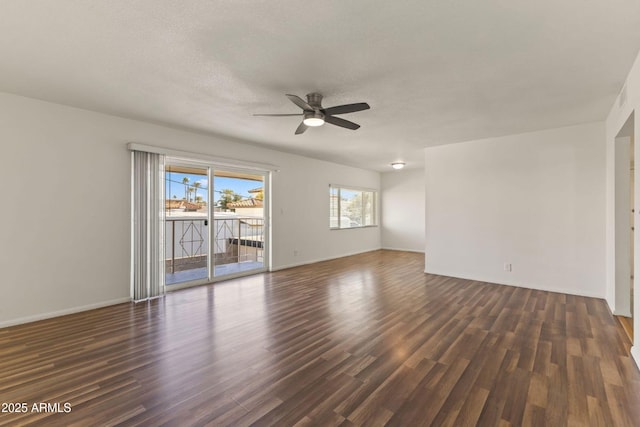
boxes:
[340,189,363,228]
[165,164,209,285]
[329,187,339,228]
[213,170,265,278]
[362,191,372,226]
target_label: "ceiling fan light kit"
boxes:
[303,110,325,127]
[254,93,370,134]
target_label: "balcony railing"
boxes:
[165,216,264,275]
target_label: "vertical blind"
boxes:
[132,150,165,301]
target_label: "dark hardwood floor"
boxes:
[1,250,639,426]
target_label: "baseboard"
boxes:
[271,248,382,272]
[613,309,633,317]
[381,246,425,254]
[0,297,132,329]
[631,346,640,369]
[423,269,605,299]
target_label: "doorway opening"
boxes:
[164,161,268,288]
[615,112,635,342]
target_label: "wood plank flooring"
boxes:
[1,250,639,426]
[616,315,634,343]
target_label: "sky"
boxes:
[165,172,262,204]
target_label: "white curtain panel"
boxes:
[132,150,165,301]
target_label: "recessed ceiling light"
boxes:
[391,162,406,170]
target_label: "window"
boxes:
[329,185,377,229]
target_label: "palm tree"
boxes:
[193,181,201,202]
[188,187,195,202]
[182,177,190,200]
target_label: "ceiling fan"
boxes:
[254,93,370,135]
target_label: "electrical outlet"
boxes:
[504,263,512,272]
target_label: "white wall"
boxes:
[0,92,380,327]
[606,49,640,366]
[381,168,425,252]
[424,122,606,298]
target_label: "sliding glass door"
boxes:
[164,160,268,287]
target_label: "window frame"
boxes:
[329,184,378,230]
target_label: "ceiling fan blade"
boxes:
[323,102,370,116]
[286,94,313,111]
[324,115,360,130]
[253,113,303,116]
[295,122,308,135]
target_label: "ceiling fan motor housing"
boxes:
[306,93,323,109]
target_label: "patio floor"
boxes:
[166,261,264,285]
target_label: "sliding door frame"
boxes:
[165,157,271,291]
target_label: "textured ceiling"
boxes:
[1,1,639,171]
